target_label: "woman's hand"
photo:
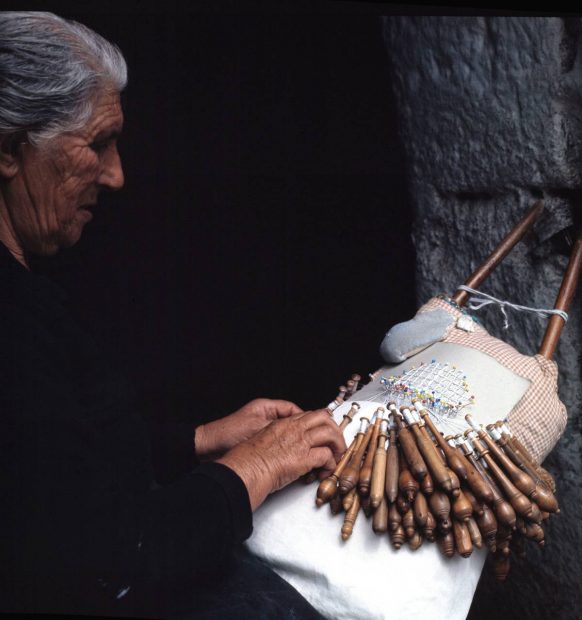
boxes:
[195,398,303,460]
[217,409,347,511]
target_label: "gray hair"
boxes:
[0,11,127,146]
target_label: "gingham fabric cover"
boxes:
[415,296,567,463]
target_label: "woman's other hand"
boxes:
[195,398,303,459]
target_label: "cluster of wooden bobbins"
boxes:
[315,379,560,581]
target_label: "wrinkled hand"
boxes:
[217,409,347,511]
[195,398,303,460]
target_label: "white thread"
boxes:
[457,285,569,330]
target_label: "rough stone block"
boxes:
[383,16,582,619]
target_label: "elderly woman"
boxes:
[0,12,345,618]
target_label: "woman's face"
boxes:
[7,89,124,256]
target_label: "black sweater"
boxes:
[0,244,252,616]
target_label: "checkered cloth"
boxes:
[415,296,567,464]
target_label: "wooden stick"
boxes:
[316,434,359,506]
[400,406,454,495]
[390,405,428,481]
[339,402,360,431]
[472,434,534,520]
[467,415,537,498]
[417,405,468,480]
[385,427,400,503]
[372,495,389,533]
[538,232,582,359]
[370,420,389,508]
[341,492,361,540]
[339,417,372,495]
[490,424,559,513]
[453,519,473,558]
[452,201,544,306]
[359,408,384,496]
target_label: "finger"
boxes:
[307,447,337,477]
[294,407,332,420]
[305,425,347,461]
[268,399,304,418]
[302,412,348,444]
[300,409,337,429]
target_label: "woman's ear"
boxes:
[0,133,24,179]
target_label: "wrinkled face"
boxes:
[9,89,124,255]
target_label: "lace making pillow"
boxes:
[246,298,566,620]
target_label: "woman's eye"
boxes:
[90,141,109,153]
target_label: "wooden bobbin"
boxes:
[345,380,357,400]
[452,435,494,504]
[402,508,416,539]
[385,426,400,504]
[339,417,371,495]
[361,494,373,518]
[329,493,342,515]
[488,424,559,513]
[370,420,389,508]
[413,491,429,528]
[408,531,423,551]
[477,504,498,553]
[452,490,473,523]
[342,488,357,512]
[372,495,389,534]
[467,415,538,502]
[470,434,534,520]
[344,373,362,400]
[388,501,402,532]
[461,487,484,517]
[493,551,511,582]
[390,404,428,481]
[398,450,419,503]
[316,433,359,506]
[400,406,454,495]
[396,494,410,516]
[423,511,437,542]
[437,530,455,558]
[420,470,434,495]
[341,491,361,541]
[339,402,360,431]
[390,524,406,549]
[416,403,468,481]
[458,433,516,529]
[359,408,385,496]
[326,386,348,414]
[497,422,558,499]
[429,490,452,534]
[466,516,483,549]
[453,519,473,558]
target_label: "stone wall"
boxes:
[382,16,582,619]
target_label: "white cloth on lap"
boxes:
[247,478,486,620]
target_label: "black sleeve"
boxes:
[0,291,253,614]
[138,461,253,587]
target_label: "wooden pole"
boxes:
[538,233,582,359]
[452,201,544,306]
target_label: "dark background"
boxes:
[32,3,416,424]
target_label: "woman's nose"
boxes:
[98,144,124,191]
